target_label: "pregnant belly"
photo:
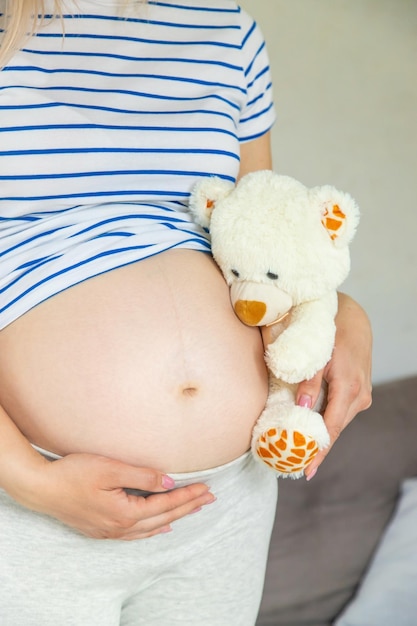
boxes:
[0,250,268,472]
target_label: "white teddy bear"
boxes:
[189,170,360,478]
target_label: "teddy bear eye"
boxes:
[231,269,240,278]
[266,271,279,280]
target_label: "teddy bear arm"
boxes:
[266,294,338,383]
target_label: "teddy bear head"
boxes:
[189,170,360,326]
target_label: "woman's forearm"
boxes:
[0,402,215,539]
[0,403,49,506]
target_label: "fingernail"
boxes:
[298,394,312,409]
[306,468,318,482]
[162,475,176,489]
[190,506,202,514]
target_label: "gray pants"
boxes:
[0,452,278,626]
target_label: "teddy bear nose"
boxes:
[234,300,266,326]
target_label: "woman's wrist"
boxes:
[0,405,52,509]
[0,442,51,510]
[337,291,371,325]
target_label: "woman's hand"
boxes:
[296,293,373,480]
[6,448,215,540]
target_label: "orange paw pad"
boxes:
[256,429,320,475]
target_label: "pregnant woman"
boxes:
[0,1,372,624]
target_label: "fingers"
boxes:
[82,483,216,541]
[95,459,218,538]
[111,484,217,541]
[303,393,344,480]
[303,376,372,480]
[37,453,216,540]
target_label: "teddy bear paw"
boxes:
[255,427,320,477]
[267,338,326,384]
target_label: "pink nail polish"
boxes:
[298,394,312,409]
[162,475,176,489]
[306,468,318,482]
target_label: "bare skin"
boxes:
[0,132,372,538]
[0,251,267,471]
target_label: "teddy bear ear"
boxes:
[189,177,234,229]
[310,185,360,248]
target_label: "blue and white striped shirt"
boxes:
[0,0,275,329]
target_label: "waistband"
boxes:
[32,444,62,461]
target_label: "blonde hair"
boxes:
[0,0,144,68]
[0,1,61,67]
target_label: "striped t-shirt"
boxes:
[0,0,275,330]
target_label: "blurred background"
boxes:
[240,0,417,384]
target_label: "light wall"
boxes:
[240,0,417,384]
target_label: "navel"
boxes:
[181,385,199,398]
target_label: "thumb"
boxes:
[96,457,177,492]
[296,369,325,410]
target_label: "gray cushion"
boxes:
[335,477,417,626]
[256,376,417,626]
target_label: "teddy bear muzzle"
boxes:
[230,281,293,327]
